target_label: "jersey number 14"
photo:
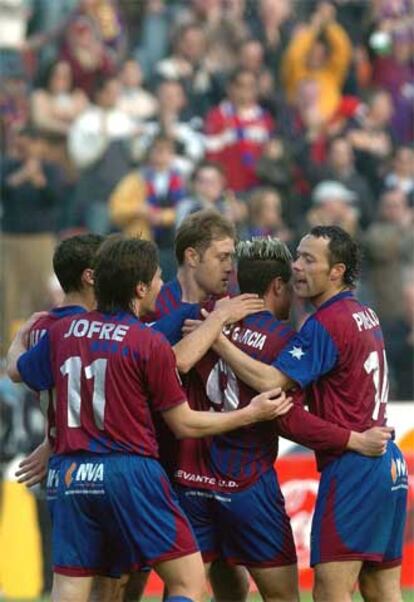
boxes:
[364,350,389,420]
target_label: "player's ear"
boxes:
[135,281,148,300]
[330,262,346,284]
[82,268,94,287]
[184,246,199,268]
[270,276,284,296]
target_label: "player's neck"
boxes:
[177,268,207,304]
[62,291,95,311]
[311,285,351,308]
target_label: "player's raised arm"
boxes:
[162,388,293,439]
[213,329,293,392]
[174,294,264,373]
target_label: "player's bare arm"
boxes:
[15,437,52,487]
[174,294,264,373]
[162,388,293,439]
[347,426,394,456]
[7,311,47,381]
[213,330,294,392]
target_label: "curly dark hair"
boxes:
[310,225,361,288]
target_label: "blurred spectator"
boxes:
[246,187,292,243]
[0,70,30,154]
[59,13,115,97]
[0,0,32,79]
[364,188,414,324]
[176,160,245,227]
[255,136,295,222]
[132,0,173,82]
[117,58,158,121]
[0,127,61,352]
[302,135,375,229]
[384,271,414,400]
[237,38,275,113]
[132,79,204,177]
[204,68,274,193]
[78,0,126,64]
[282,2,352,121]
[31,60,88,136]
[247,0,295,78]
[298,180,359,239]
[366,0,414,141]
[68,75,135,233]
[109,168,150,240]
[155,22,217,117]
[184,0,248,76]
[346,89,395,194]
[141,135,187,281]
[383,145,414,198]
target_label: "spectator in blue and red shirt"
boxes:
[142,135,187,281]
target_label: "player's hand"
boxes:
[182,318,203,336]
[249,388,293,423]
[214,294,264,325]
[15,440,52,487]
[349,426,394,457]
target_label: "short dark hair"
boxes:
[192,160,225,181]
[310,225,361,287]
[228,67,257,86]
[237,238,292,296]
[175,210,236,265]
[94,236,158,313]
[53,234,104,294]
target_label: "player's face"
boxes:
[141,268,163,314]
[292,235,336,306]
[194,237,235,296]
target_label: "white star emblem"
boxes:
[289,346,305,360]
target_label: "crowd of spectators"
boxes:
[1,0,413,403]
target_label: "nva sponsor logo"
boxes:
[75,463,105,483]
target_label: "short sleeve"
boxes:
[17,333,54,391]
[151,303,199,345]
[146,337,187,412]
[274,317,338,388]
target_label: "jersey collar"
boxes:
[318,290,354,311]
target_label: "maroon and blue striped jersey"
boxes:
[275,291,389,470]
[28,305,86,449]
[175,311,351,492]
[18,310,187,457]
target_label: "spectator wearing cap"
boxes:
[297,180,359,240]
[301,135,375,229]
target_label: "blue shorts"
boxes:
[311,441,408,567]
[175,469,297,567]
[46,453,199,577]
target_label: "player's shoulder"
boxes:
[314,291,360,329]
[155,278,182,316]
[29,305,86,345]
